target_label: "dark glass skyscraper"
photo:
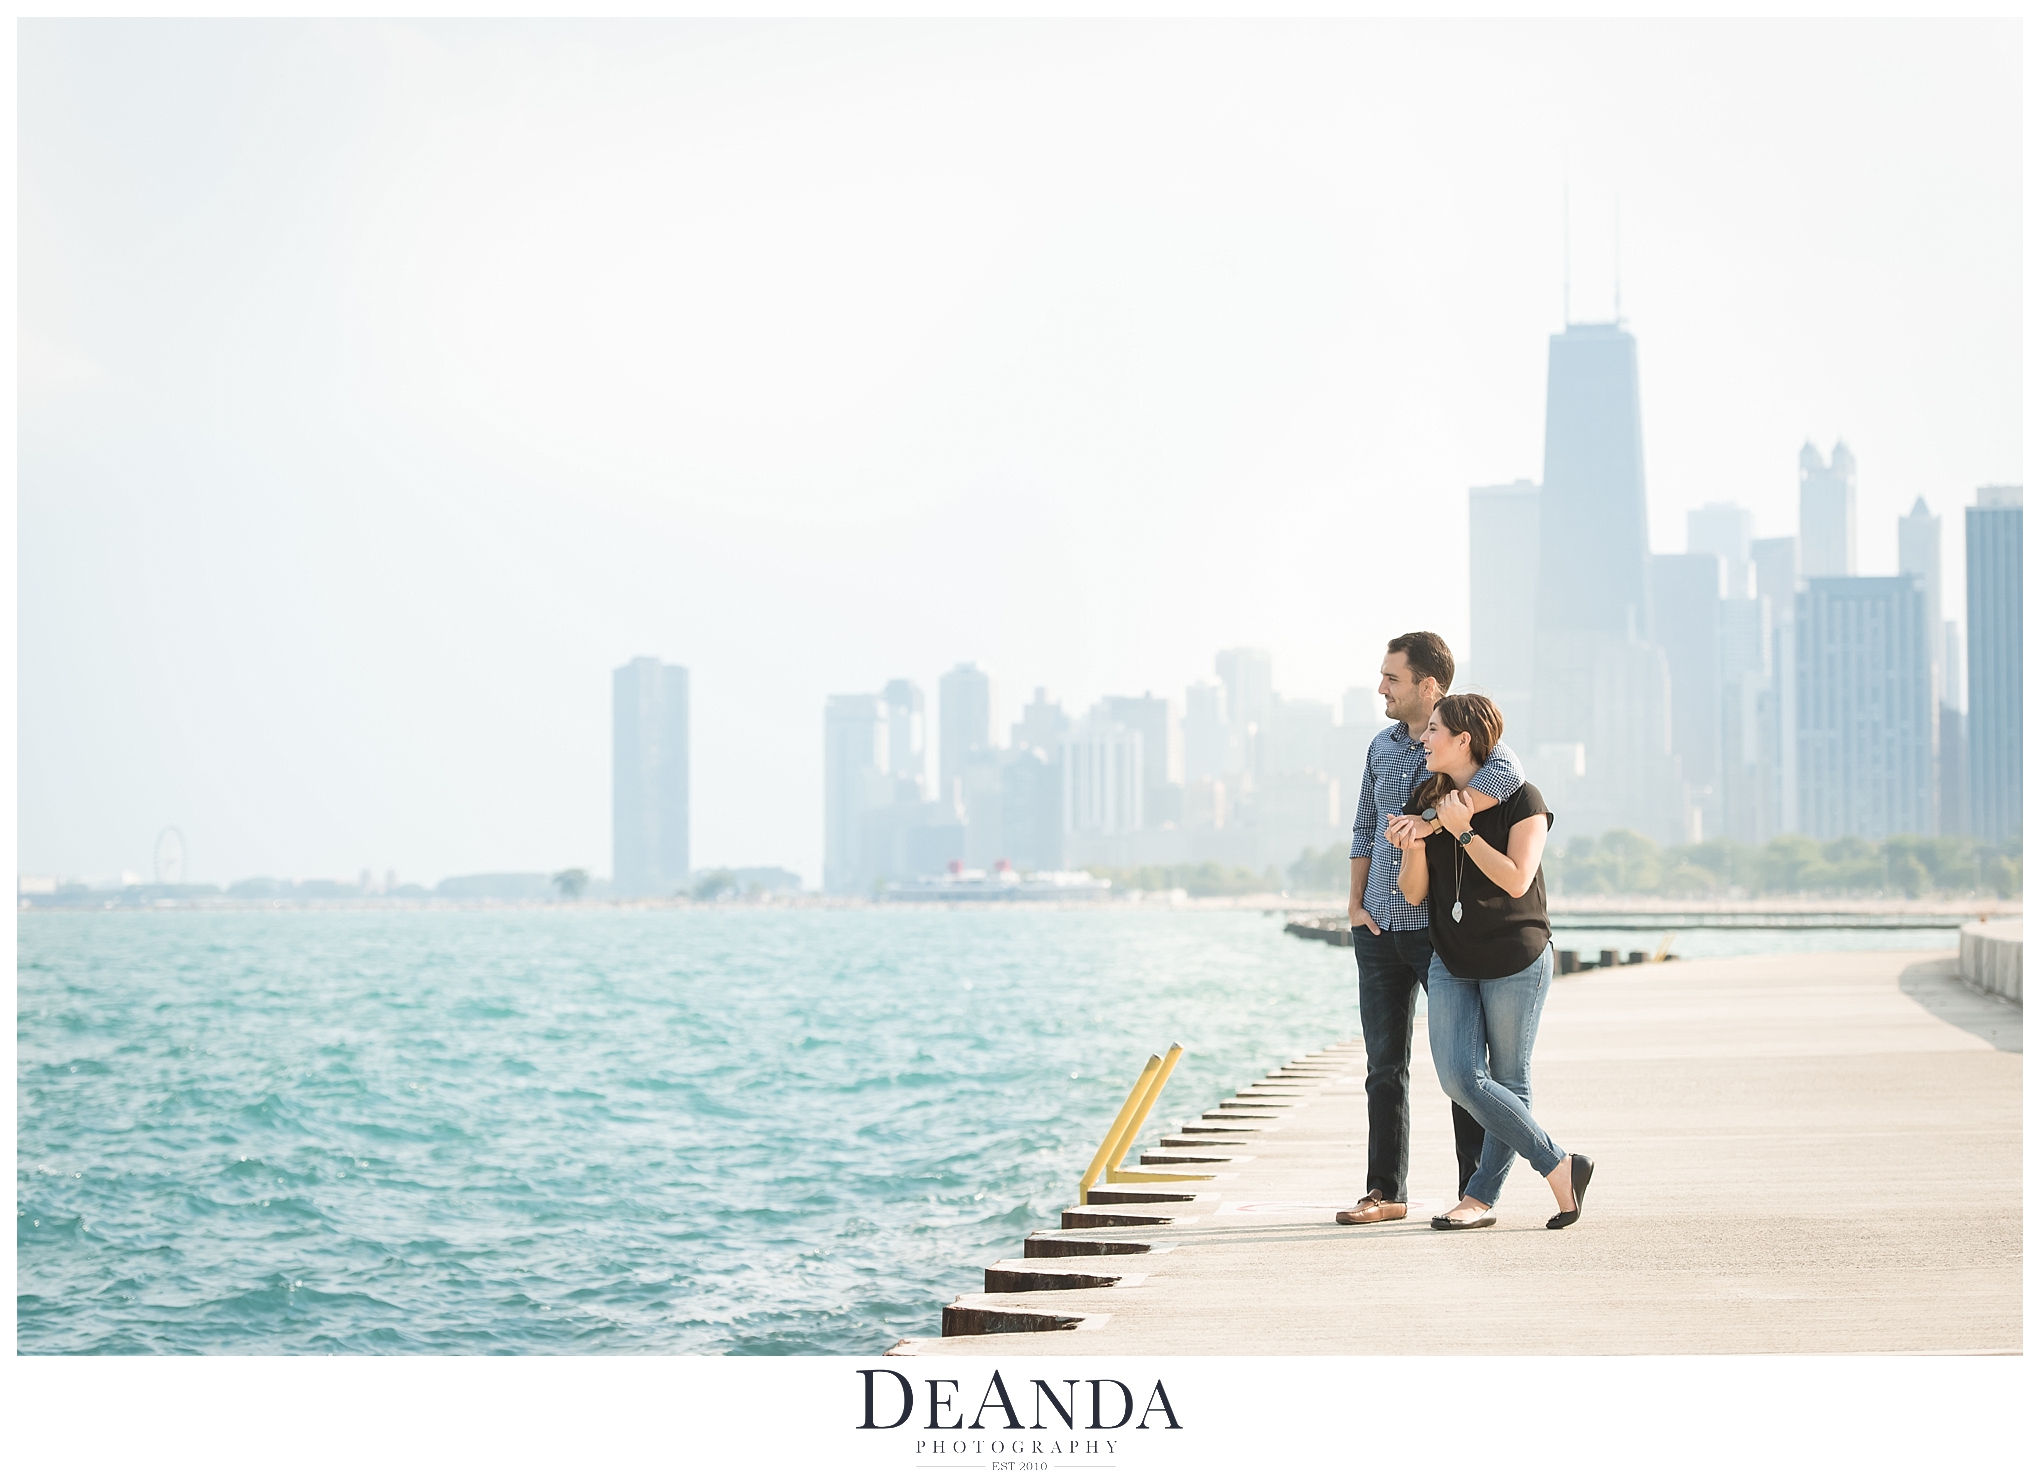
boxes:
[1966,486,2023,843]
[1529,321,1686,842]
[613,656,690,897]
[1537,323,1650,641]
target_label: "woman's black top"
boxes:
[1405,782,1554,980]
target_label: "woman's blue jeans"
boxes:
[1425,945,1566,1207]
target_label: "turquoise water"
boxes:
[16,909,1364,1355]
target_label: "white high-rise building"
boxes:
[1063,715,1144,838]
[1182,681,1233,782]
[1897,498,1944,699]
[1688,501,1755,599]
[937,663,996,817]
[1751,535,1800,833]
[1650,552,1725,835]
[881,679,927,802]
[1011,687,1069,753]
[1214,647,1273,773]
[1719,593,1778,844]
[823,694,890,894]
[612,657,690,897]
[1467,480,1540,718]
[1798,441,1858,578]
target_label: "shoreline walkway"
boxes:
[893,949,2021,1356]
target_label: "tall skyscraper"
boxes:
[1751,534,1801,831]
[1100,693,1176,824]
[1689,504,1774,841]
[1798,442,1858,578]
[1529,320,1685,842]
[612,657,690,897]
[1011,687,1070,753]
[997,746,1065,872]
[1688,502,1755,599]
[1214,648,1273,761]
[1466,480,1540,716]
[1537,324,1650,642]
[1897,498,1944,695]
[1751,536,1799,611]
[823,694,890,894]
[938,663,994,804]
[881,679,927,802]
[1896,498,1952,834]
[1896,499,1943,644]
[1063,715,1144,840]
[1719,592,1778,844]
[1181,681,1233,782]
[1796,578,1934,840]
[1966,486,2023,844]
[1650,553,1725,832]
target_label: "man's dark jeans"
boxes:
[1352,925,1485,1203]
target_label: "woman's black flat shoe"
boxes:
[1546,1153,1594,1229]
[1430,1212,1496,1230]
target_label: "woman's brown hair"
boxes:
[1410,693,1505,815]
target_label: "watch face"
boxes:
[1422,807,1437,822]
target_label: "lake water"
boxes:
[16,907,1956,1355]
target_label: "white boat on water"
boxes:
[882,859,1111,902]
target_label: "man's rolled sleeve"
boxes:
[1466,739,1525,803]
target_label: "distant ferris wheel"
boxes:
[153,828,187,885]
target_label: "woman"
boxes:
[1389,693,1593,1230]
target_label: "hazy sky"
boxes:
[18,19,2022,887]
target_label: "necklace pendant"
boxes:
[1451,901,1463,923]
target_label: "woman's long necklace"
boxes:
[1451,829,1464,924]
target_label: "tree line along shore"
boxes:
[1260,831,2021,901]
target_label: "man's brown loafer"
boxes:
[1335,1190,1407,1225]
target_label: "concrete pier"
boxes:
[893,949,2021,1356]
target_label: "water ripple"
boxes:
[18,908,1359,1354]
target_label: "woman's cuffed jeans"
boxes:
[1425,944,1566,1207]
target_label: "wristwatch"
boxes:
[1455,828,1476,846]
[1421,807,1437,823]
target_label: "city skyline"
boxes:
[19,20,2021,888]
[27,351,2022,893]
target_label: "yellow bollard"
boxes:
[1106,1044,1211,1184]
[1077,1055,1161,1205]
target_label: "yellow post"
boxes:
[1104,1043,1184,1183]
[1077,1055,1161,1205]
[1650,932,1676,964]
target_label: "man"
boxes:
[1335,631,1524,1226]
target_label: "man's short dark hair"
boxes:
[1386,631,1454,693]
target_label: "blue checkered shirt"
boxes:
[1350,722,1522,931]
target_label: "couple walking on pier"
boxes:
[1334,631,1594,1231]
